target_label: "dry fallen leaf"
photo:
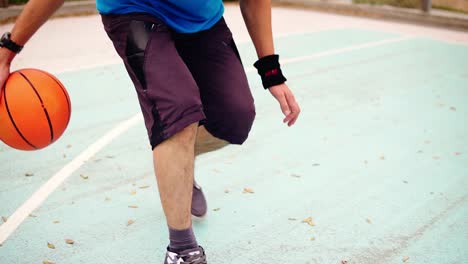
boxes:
[403,256,410,262]
[25,172,34,177]
[130,190,137,195]
[366,218,372,224]
[379,155,385,160]
[53,220,60,224]
[139,185,150,189]
[65,239,74,245]
[66,144,72,148]
[243,188,254,194]
[224,189,230,193]
[43,261,55,264]
[47,242,55,249]
[302,217,315,226]
[310,236,315,241]
[127,219,135,226]
[213,208,221,212]
[80,174,89,180]
[1,216,7,223]
[128,205,138,209]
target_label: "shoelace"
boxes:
[179,250,206,264]
[167,249,206,264]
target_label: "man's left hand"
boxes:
[268,83,300,126]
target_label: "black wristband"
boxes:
[253,54,287,89]
[0,32,23,54]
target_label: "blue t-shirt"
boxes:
[96,0,224,33]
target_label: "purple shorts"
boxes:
[101,13,255,149]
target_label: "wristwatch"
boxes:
[0,32,23,53]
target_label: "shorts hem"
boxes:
[150,111,206,149]
[203,125,250,146]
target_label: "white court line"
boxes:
[0,114,142,245]
[245,36,412,72]
[281,36,412,65]
[0,35,411,245]
[57,27,347,75]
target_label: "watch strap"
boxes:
[0,32,23,54]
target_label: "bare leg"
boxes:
[154,123,228,227]
[195,125,229,156]
[153,122,198,229]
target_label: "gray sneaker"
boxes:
[191,181,207,218]
[164,246,207,264]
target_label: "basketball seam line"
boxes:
[18,71,55,143]
[2,79,37,149]
[45,70,71,126]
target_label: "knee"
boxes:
[237,103,256,130]
[226,102,256,144]
[204,100,256,145]
[172,123,198,146]
[156,122,198,151]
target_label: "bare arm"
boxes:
[239,0,274,58]
[0,0,64,89]
[240,0,301,126]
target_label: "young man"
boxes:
[0,0,300,263]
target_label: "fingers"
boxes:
[277,94,291,117]
[0,65,10,98]
[269,84,300,126]
[285,92,300,126]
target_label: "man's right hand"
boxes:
[0,48,15,96]
[0,0,66,97]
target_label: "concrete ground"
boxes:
[0,4,467,264]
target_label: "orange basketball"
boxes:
[0,68,71,150]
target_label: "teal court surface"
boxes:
[0,5,467,264]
